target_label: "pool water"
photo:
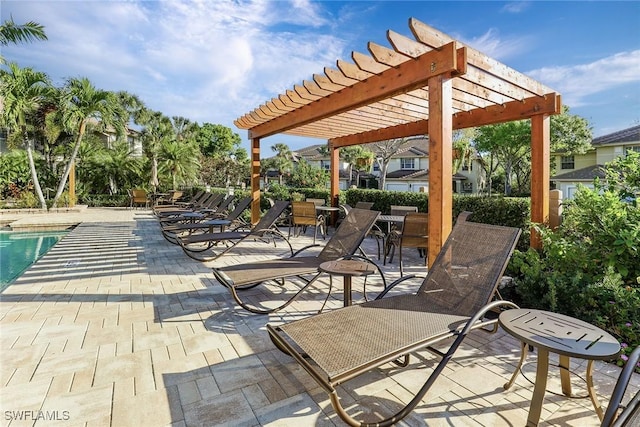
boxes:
[0,230,68,291]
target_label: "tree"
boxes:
[195,123,242,157]
[550,106,593,155]
[372,138,406,190]
[51,77,127,207]
[452,128,477,173]
[270,143,294,185]
[158,139,199,190]
[0,63,52,209]
[137,109,173,192]
[0,17,47,63]
[339,145,362,186]
[137,110,164,190]
[475,121,531,196]
[288,158,329,188]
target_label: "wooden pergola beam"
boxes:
[331,93,560,148]
[247,42,465,140]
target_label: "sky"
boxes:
[3,0,639,153]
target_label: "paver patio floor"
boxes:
[1,208,637,426]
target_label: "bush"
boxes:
[509,154,640,371]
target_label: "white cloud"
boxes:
[527,50,640,107]
[456,28,533,61]
[1,0,345,128]
[501,2,531,14]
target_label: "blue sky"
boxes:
[3,1,639,153]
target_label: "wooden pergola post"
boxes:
[250,136,261,224]
[329,142,339,207]
[530,114,550,249]
[427,74,453,267]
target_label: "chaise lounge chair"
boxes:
[177,200,292,262]
[161,196,252,244]
[267,212,521,426]
[602,345,640,427]
[211,208,382,314]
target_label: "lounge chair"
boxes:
[161,196,252,244]
[267,212,521,426]
[178,200,292,262]
[157,194,230,223]
[211,208,382,314]
[602,345,640,427]
[155,193,223,217]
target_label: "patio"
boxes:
[0,208,635,426]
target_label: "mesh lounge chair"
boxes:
[267,212,521,426]
[158,194,230,223]
[340,203,385,260]
[211,208,382,314]
[161,197,252,244]
[155,193,223,218]
[602,345,640,427]
[178,200,292,262]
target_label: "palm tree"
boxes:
[0,18,47,63]
[271,143,294,185]
[137,109,172,192]
[0,63,52,209]
[99,141,143,194]
[339,146,364,187]
[158,139,199,190]
[51,77,126,207]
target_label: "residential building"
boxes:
[266,136,484,193]
[551,125,640,199]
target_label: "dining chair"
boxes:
[289,201,325,243]
[385,212,429,275]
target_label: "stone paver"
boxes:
[0,207,637,426]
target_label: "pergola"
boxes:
[234,18,561,266]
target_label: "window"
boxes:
[320,160,330,170]
[400,158,415,169]
[560,155,574,170]
[461,162,473,171]
[373,163,380,171]
[625,146,640,156]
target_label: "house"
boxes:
[268,136,484,193]
[552,125,640,199]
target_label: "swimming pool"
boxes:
[0,230,68,291]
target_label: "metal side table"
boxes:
[499,309,620,427]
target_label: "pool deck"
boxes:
[0,207,637,426]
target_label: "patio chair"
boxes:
[155,193,223,217]
[153,190,205,212]
[177,200,292,262]
[129,189,149,209]
[157,193,227,221]
[267,212,521,426]
[602,345,640,427]
[212,208,382,314]
[288,201,325,244]
[340,203,385,260]
[385,212,429,275]
[161,197,252,244]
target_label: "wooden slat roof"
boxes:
[235,18,561,145]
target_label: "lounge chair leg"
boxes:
[504,341,528,390]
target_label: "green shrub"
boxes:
[509,154,640,371]
[16,191,38,208]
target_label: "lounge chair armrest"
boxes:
[375,274,425,300]
[291,244,321,257]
